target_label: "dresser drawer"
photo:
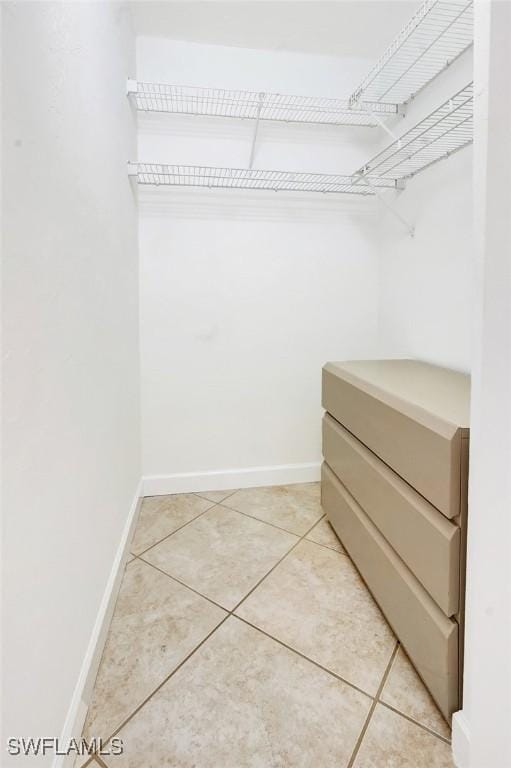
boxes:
[322,361,468,519]
[322,413,460,616]
[321,463,459,720]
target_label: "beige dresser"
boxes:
[321,359,470,721]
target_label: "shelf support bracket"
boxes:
[248,92,265,169]
[357,173,415,238]
[360,102,402,144]
[126,78,138,96]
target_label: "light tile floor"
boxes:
[80,483,454,768]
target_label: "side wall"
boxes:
[137,38,383,492]
[377,50,474,373]
[378,150,473,372]
[453,2,511,764]
[1,3,140,762]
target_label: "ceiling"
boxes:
[130,1,421,59]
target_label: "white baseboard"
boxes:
[54,480,143,768]
[452,711,470,768]
[142,462,322,496]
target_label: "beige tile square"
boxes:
[381,647,451,739]
[142,505,297,610]
[224,482,322,535]
[236,539,396,695]
[353,704,454,767]
[194,489,237,503]
[107,617,372,768]
[82,559,226,743]
[130,494,212,555]
[306,516,345,553]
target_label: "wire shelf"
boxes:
[128,163,398,196]
[128,81,398,127]
[350,0,473,107]
[358,82,473,181]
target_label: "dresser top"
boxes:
[325,359,470,429]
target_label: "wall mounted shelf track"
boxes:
[358,82,473,182]
[127,80,398,127]
[127,163,400,196]
[349,0,473,108]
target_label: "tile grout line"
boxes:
[346,641,399,768]
[91,492,451,759]
[137,508,317,615]
[228,513,330,614]
[138,552,382,707]
[131,499,218,559]
[136,555,228,613]
[218,500,323,538]
[136,511,345,614]
[93,512,328,756]
[143,505,329,619]
[193,489,238,504]
[89,504,318,757]
[218,504,348,558]
[302,535,348,557]
[98,613,232,754]
[378,700,452,745]
[234,614,373,702]
[133,495,321,564]
[80,753,110,768]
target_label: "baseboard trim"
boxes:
[452,711,470,768]
[54,480,143,768]
[142,462,322,496]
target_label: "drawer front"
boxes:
[322,365,462,518]
[323,414,460,616]
[321,463,459,720]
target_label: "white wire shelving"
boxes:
[357,82,473,182]
[127,163,400,196]
[349,0,473,108]
[127,80,398,127]
[128,81,473,201]
[127,4,474,212]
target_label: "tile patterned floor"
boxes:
[305,516,345,553]
[81,483,454,768]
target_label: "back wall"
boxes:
[136,38,383,490]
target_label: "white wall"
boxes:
[452,2,511,765]
[1,3,139,763]
[137,38,384,490]
[378,149,473,372]
[377,50,474,373]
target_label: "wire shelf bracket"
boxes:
[127,79,399,128]
[248,93,265,168]
[351,82,473,237]
[356,172,415,237]
[127,162,400,196]
[350,0,473,108]
[358,82,473,182]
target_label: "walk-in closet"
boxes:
[2,2,511,767]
